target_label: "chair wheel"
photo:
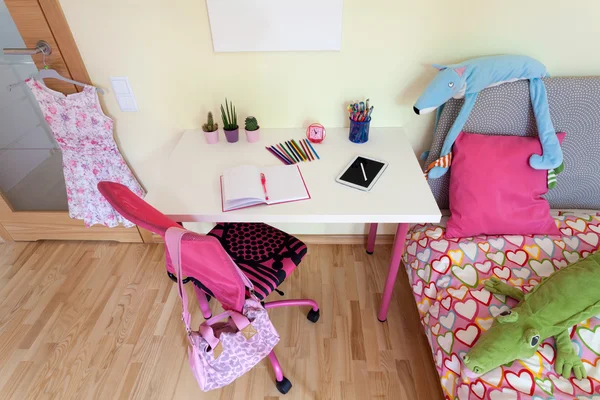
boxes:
[307,308,320,323]
[276,377,292,394]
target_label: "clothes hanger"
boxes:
[7,51,105,94]
[35,68,105,94]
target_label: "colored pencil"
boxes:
[291,139,307,161]
[287,140,304,162]
[304,139,320,160]
[288,140,304,162]
[266,146,289,164]
[290,139,306,161]
[285,141,300,162]
[265,147,289,165]
[280,142,297,163]
[270,146,292,164]
[288,140,303,161]
[300,139,312,161]
[277,143,295,163]
[302,139,314,160]
[300,139,311,161]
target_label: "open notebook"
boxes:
[221,165,310,211]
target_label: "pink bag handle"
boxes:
[164,227,256,334]
[165,227,193,332]
[198,310,251,349]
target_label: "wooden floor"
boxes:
[0,241,443,400]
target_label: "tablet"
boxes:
[335,155,388,191]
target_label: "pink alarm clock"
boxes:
[306,123,326,143]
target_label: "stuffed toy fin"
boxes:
[414,55,564,179]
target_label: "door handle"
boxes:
[3,40,51,56]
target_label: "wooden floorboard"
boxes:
[0,241,443,400]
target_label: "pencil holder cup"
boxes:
[245,128,260,143]
[203,129,219,144]
[349,117,371,144]
[224,128,239,143]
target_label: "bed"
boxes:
[407,77,600,399]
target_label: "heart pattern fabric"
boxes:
[403,214,600,399]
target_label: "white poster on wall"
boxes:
[205,0,343,52]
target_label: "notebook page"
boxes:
[261,165,309,204]
[223,165,265,207]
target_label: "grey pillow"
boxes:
[425,77,600,210]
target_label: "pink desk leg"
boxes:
[378,223,410,322]
[366,223,378,254]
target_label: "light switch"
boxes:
[110,76,139,112]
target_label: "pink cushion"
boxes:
[445,132,566,239]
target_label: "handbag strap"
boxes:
[165,227,193,333]
[164,227,257,335]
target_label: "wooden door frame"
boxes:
[0,221,12,242]
[0,194,13,241]
[1,0,145,242]
[35,0,91,86]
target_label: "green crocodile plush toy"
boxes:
[463,252,600,380]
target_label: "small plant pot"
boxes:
[245,128,260,143]
[203,129,219,144]
[224,128,239,143]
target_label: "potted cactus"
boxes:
[244,116,260,143]
[201,111,219,144]
[220,99,239,143]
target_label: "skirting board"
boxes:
[298,234,394,245]
[148,232,395,245]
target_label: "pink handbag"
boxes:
[166,227,280,392]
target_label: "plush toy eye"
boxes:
[530,335,540,347]
[448,82,454,88]
[500,310,512,316]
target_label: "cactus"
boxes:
[220,99,238,130]
[245,116,259,131]
[202,111,218,132]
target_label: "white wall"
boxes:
[58,0,600,234]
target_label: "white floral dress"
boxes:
[26,79,145,228]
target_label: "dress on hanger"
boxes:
[26,79,145,228]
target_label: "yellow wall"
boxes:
[59,0,600,234]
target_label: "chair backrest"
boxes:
[97,181,179,237]
[97,181,246,311]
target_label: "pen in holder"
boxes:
[349,117,371,144]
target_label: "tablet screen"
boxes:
[338,156,386,189]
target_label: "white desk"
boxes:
[146,127,441,320]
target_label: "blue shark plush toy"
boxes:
[414,55,563,180]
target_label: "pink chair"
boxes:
[97,181,319,394]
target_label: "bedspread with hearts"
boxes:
[403,214,600,400]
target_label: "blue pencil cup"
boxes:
[348,117,371,144]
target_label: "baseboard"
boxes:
[296,234,395,245]
[149,233,395,245]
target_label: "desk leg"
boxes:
[366,223,378,254]
[378,223,410,322]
